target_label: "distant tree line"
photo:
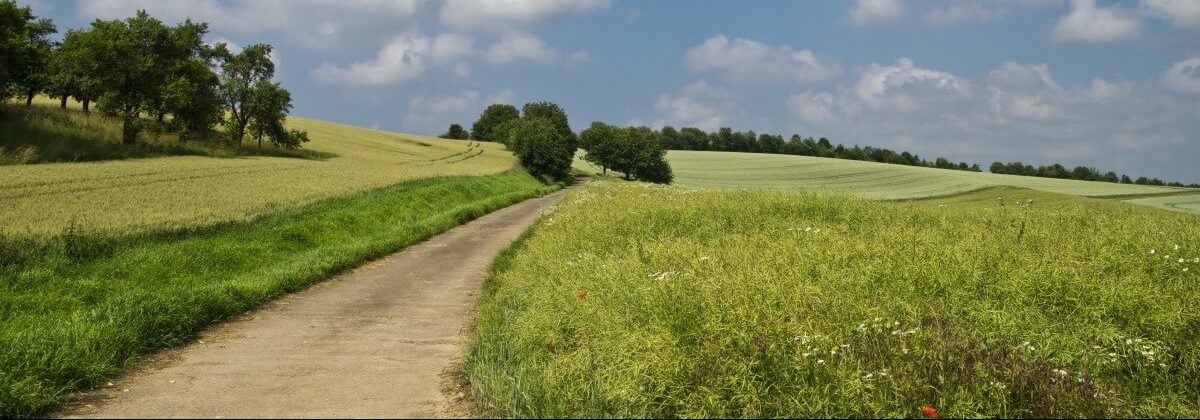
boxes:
[653,125,982,173]
[580,122,672,184]
[989,161,1199,188]
[0,1,308,149]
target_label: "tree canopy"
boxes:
[470,104,519,142]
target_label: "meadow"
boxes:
[0,100,518,238]
[0,171,559,417]
[466,180,1200,418]
[579,150,1197,214]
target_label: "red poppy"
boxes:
[921,405,938,419]
[576,290,588,299]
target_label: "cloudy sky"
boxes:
[20,0,1200,181]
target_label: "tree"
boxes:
[470,103,519,141]
[245,80,291,149]
[85,11,202,144]
[508,117,573,181]
[492,119,520,148]
[580,121,618,174]
[521,101,576,147]
[440,123,469,140]
[0,1,55,106]
[216,43,275,145]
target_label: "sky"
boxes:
[18,0,1200,182]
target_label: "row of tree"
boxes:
[654,126,982,172]
[458,103,673,184]
[0,2,307,148]
[989,161,1199,188]
[579,122,672,184]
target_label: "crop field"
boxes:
[467,180,1200,418]
[0,104,517,238]
[577,151,1196,213]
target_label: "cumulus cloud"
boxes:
[1163,57,1200,94]
[778,60,1200,178]
[439,0,609,32]
[77,0,421,49]
[403,89,517,133]
[924,0,1005,26]
[787,92,839,125]
[483,32,560,65]
[852,57,972,112]
[651,80,735,131]
[685,35,842,84]
[1142,0,1200,28]
[311,33,474,86]
[848,0,905,26]
[1051,0,1140,43]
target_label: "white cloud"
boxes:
[652,80,733,131]
[1051,0,1140,43]
[1142,0,1200,28]
[685,35,843,84]
[403,89,516,133]
[924,0,1005,26]
[483,32,562,65]
[77,0,422,49]
[439,0,609,32]
[312,33,475,86]
[787,92,839,125]
[1087,77,1128,103]
[853,57,972,111]
[848,0,905,26]
[1163,56,1200,94]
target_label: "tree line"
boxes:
[447,103,673,184]
[654,125,982,173]
[989,161,1199,188]
[0,2,308,149]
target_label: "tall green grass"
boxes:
[0,171,559,417]
[466,180,1199,418]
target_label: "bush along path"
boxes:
[0,172,563,417]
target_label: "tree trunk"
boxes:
[157,111,165,124]
[25,90,35,106]
[82,98,90,112]
[59,95,68,109]
[122,114,138,145]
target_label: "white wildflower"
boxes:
[1180,258,1186,263]
[1150,249,1156,254]
[816,359,826,365]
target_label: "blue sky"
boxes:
[19,0,1200,181]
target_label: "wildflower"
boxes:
[816,359,826,365]
[921,405,939,419]
[1150,249,1156,254]
[699,256,710,261]
[1185,268,1190,272]
[1175,244,1180,250]
[1194,257,1199,263]
[1180,258,1186,263]
[576,290,588,300]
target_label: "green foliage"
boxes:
[0,172,558,417]
[471,103,519,141]
[0,1,55,104]
[467,180,1200,418]
[216,43,276,145]
[491,118,520,147]
[521,101,576,147]
[578,122,673,184]
[440,123,470,140]
[509,117,574,181]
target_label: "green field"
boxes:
[466,180,1199,418]
[1,101,518,238]
[576,151,1196,213]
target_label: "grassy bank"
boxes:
[466,181,1199,418]
[0,101,330,164]
[0,171,559,417]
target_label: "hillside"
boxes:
[0,105,518,238]
[578,150,1198,214]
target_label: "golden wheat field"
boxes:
[0,113,517,238]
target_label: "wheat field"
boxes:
[0,114,517,238]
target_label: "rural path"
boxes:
[58,184,575,419]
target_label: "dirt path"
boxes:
[57,186,572,419]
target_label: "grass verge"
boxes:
[0,171,559,417]
[465,180,1199,418]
